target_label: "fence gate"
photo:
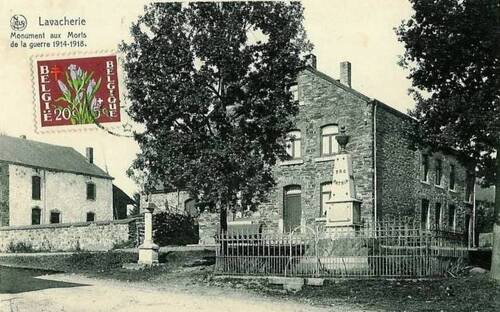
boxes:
[215,220,468,278]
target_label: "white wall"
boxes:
[9,164,113,226]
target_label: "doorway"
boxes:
[283,185,302,233]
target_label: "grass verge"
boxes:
[200,273,500,312]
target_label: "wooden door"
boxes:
[283,186,301,233]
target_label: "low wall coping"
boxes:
[0,217,141,232]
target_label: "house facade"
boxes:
[147,56,475,244]
[0,135,114,227]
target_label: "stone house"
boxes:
[147,56,475,244]
[0,135,114,227]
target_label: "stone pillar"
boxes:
[325,127,361,230]
[138,203,159,265]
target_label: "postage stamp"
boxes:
[31,52,123,133]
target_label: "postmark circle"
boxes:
[10,14,27,31]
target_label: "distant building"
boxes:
[113,184,135,220]
[148,56,476,244]
[0,135,114,226]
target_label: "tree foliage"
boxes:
[397,0,500,180]
[121,2,311,220]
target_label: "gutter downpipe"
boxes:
[472,184,476,248]
[372,99,378,230]
[43,170,47,224]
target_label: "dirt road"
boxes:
[0,273,370,312]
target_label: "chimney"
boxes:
[86,147,94,164]
[340,61,352,87]
[19,135,26,139]
[305,54,317,69]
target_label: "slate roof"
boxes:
[0,135,112,179]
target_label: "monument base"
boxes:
[323,225,360,237]
[138,242,159,265]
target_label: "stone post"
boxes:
[138,203,159,265]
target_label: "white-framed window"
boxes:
[50,210,61,224]
[32,207,41,225]
[435,158,443,186]
[86,182,96,200]
[320,182,332,217]
[421,199,430,230]
[421,154,429,182]
[320,125,339,156]
[449,164,456,190]
[434,202,442,229]
[285,130,302,159]
[465,172,474,203]
[86,212,95,222]
[448,204,456,231]
[32,176,41,200]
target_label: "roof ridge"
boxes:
[0,134,75,150]
[304,66,414,120]
[0,135,112,179]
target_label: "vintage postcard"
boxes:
[0,1,497,311]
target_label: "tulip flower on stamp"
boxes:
[33,54,121,132]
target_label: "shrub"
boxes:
[67,250,137,272]
[153,212,199,246]
[7,242,35,253]
[112,239,136,250]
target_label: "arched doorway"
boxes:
[283,185,301,233]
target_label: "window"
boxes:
[86,182,96,200]
[448,205,456,230]
[285,130,302,159]
[421,154,429,182]
[32,176,41,200]
[421,199,430,230]
[50,211,61,224]
[320,125,339,156]
[290,84,298,102]
[449,164,456,190]
[465,172,474,202]
[320,182,332,217]
[86,212,95,222]
[435,159,442,186]
[32,207,41,225]
[434,202,442,229]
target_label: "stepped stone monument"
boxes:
[325,126,361,229]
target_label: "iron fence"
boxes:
[214,220,468,278]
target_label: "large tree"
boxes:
[120,2,311,231]
[396,0,500,279]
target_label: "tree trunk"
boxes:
[218,200,228,234]
[491,143,500,280]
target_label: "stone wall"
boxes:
[0,219,131,252]
[375,105,418,217]
[141,190,191,214]
[375,104,472,231]
[0,162,9,226]
[8,164,113,226]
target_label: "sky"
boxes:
[0,0,414,196]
